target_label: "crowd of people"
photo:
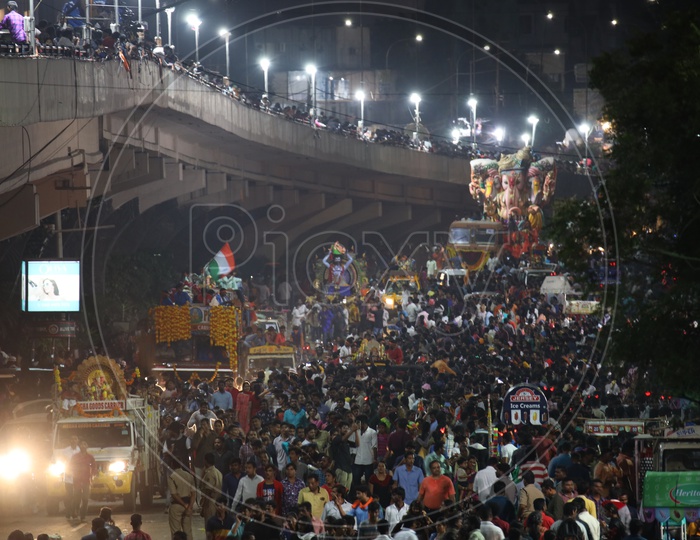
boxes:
[52,250,683,540]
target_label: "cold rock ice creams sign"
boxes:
[500,384,549,426]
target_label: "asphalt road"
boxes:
[0,499,209,540]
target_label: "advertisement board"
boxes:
[22,260,80,312]
[500,384,549,426]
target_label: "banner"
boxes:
[584,420,645,436]
[500,384,549,426]
[29,320,77,338]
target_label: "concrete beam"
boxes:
[0,184,38,241]
[139,168,206,212]
[364,205,412,231]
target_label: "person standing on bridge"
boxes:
[1,1,26,44]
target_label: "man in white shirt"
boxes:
[186,401,217,430]
[385,487,409,535]
[350,415,377,485]
[291,299,308,328]
[500,432,517,465]
[339,338,353,363]
[232,460,263,508]
[405,298,420,324]
[479,504,505,540]
[426,258,437,280]
[321,485,353,523]
[273,423,294,472]
[574,497,600,540]
[473,456,500,503]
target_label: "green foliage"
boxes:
[98,251,179,328]
[549,3,700,397]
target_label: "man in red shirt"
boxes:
[386,418,412,469]
[417,460,455,515]
[386,339,404,365]
[69,440,97,522]
[256,464,283,514]
[124,514,152,540]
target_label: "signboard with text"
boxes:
[29,320,77,338]
[584,420,645,436]
[500,384,549,426]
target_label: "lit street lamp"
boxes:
[468,97,477,146]
[494,126,505,146]
[579,122,591,165]
[355,89,365,131]
[186,13,202,63]
[260,58,270,95]
[385,34,423,70]
[521,133,531,146]
[527,115,539,148]
[305,64,317,120]
[409,92,421,140]
[219,29,230,78]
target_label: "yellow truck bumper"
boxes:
[46,471,133,497]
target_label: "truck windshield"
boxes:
[56,421,132,448]
[664,449,700,471]
[385,280,417,294]
[248,357,295,373]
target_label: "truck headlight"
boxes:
[48,461,66,477]
[0,449,31,480]
[108,460,127,473]
[384,297,394,308]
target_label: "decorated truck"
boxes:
[148,303,243,376]
[312,242,368,299]
[461,149,558,265]
[46,356,160,514]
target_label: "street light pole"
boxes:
[579,122,591,169]
[409,92,421,140]
[260,58,270,95]
[186,13,202,63]
[355,90,365,132]
[306,64,317,122]
[219,29,230,78]
[165,7,174,45]
[154,0,160,39]
[468,97,477,146]
[528,115,540,148]
[385,34,423,70]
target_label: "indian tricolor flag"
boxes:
[207,243,236,277]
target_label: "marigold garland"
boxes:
[172,363,221,385]
[209,306,241,373]
[152,305,192,344]
[54,367,63,393]
[125,367,141,386]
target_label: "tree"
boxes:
[547,2,700,397]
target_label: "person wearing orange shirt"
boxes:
[417,460,456,515]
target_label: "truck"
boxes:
[45,356,160,515]
[244,345,297,379]
[634,427,700,540]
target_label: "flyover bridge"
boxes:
[0,57,473,258]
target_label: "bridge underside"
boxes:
[88,107,472,259]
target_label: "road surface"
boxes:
[0,499,209,540]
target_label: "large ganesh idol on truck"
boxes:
[466,147,557,260]
[313,241,368,298]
